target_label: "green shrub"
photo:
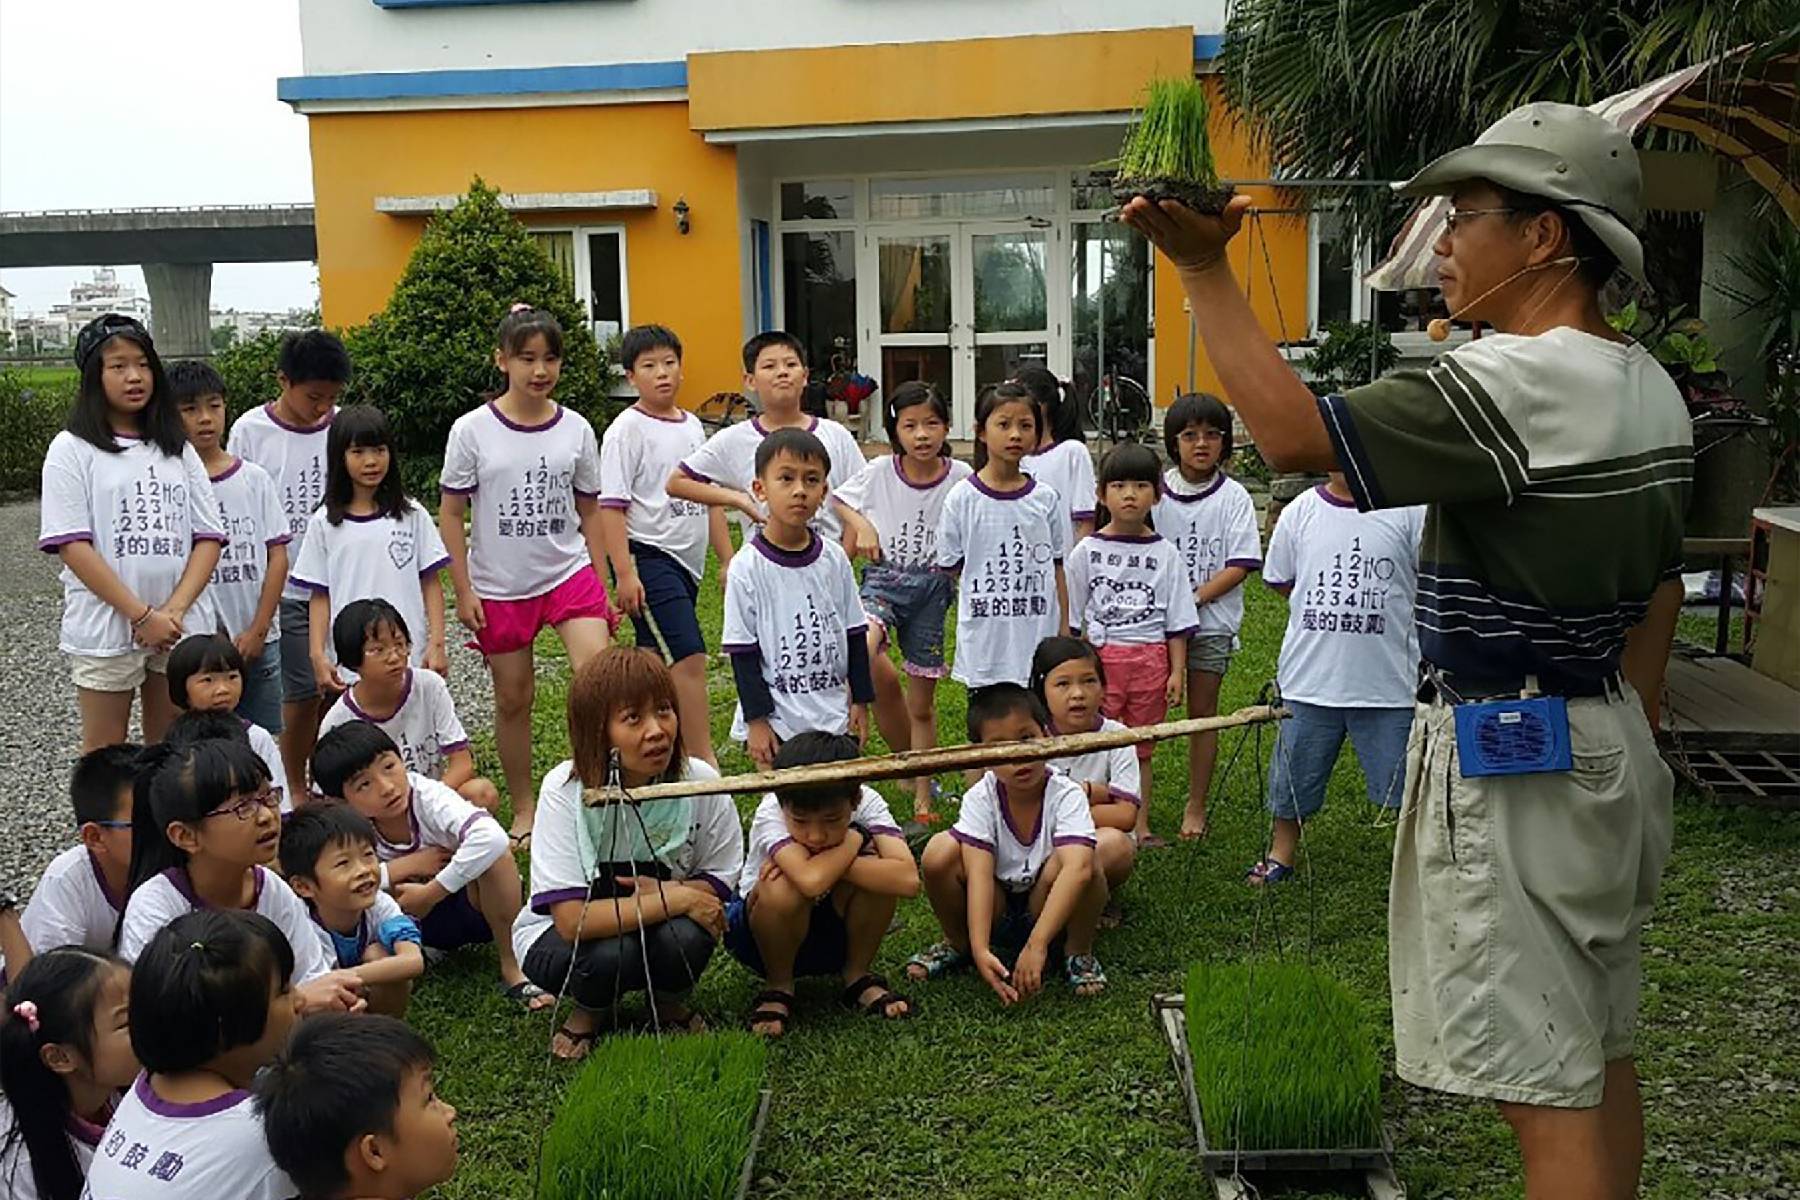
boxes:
[539,1032,766,1200]
[214,329,291,422]
[0,371,75,495]
[1300,321,1400,396]
[344,180,619,477]
[1185,960,1383,1152]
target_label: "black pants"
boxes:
[522,917,717,1009]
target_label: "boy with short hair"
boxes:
[1251,472,1425,883]
[908,684,1109,1003]
[597,324,730,766]
[13,744,138,966]
[726,732,918,1037]
[720,427,875,768]
[256,1013,459,1200]
[279,802,426,1017]
[170,359,291,735]
[229,329,352,798]
[666,331,867,560]
[309,722,551,1011]
[316,599,499,812]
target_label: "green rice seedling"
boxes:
[538,1032,768,1200]
[1111,77,1235,214]
[1184,960,1383,1152]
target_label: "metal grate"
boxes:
[1668,747,1800,808]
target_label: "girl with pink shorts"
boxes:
[439,305,617,844]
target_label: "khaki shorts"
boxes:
[68,647,170,693]
[1388,684,1673,1109]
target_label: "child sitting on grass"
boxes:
[256,1014,459,1200]
[908,684,1108,1002]
[166,633,289,811]
[316,599,498,813]
[726,732,918,1038]
[14,745,138,966]
[279,804,425,1018]
[309,723,548,1012]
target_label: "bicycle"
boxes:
[1084,370,1154,445]
[693,390,755,433]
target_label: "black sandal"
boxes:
[841,973,914,1020]
[551,1022,596,1062]
[747,989,796,1038]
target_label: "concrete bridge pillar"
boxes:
[142,262,213,359]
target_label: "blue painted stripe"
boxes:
[1193,33,1225,61]
[753,221,773,330]
[277,60,687,103]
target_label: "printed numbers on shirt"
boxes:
[772,598,843,695]
[282,462,326,533]
[499,457,574,538]
[1303,539,1398,632]
[112,469,188,557]
[1180,530,1226,577]
[892,519,931,562]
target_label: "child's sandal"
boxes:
[1245,857,1294,886]
[1066,954,1108,997]
[747,989,796,1038]
[841,973,913,1020]
[904,941,970,982]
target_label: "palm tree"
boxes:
[1217,0,1800,236]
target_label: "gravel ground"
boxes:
[0,497,496,896]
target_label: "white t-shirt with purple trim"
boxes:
[0,1093,104,1200]
[1023,438,1096,546]
[81,1073,295,1200]
[1066,532,1202,647]
[597,404,709,581]
[1047,716,1142,808]
[19,844,123,957]
[317,669,468,782]
[737,785,902,895]
[116,866,333,984]
[831,454,973,571]
[204,458,287,644]
[676,415,864,541]
[439,401,603,601]
[950,772,1096,893]
[38,432,226,657]
[1264,485,1425,708]
[1153,469,1263,641]
[288,504,449,671]
[721,533,868,742]
[368,773,507,898]
[511,758,746,967]
[227,403,333,604]
[936,475,1068,687]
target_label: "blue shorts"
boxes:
[624,542,705,664]
[234,639,284,733]
[724,892,849,979]
[416,889,492,951]
[860,564,952,677]
[277,597,317,703]
[990,888,1065,964]
[1266,699,1413,820]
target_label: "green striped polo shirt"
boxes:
[1318,326,1691,691]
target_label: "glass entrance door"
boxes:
[960,225,1052,437]
[874,230,955,429]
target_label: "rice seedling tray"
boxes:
[1152,992,1405,1198]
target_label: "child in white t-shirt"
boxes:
[0,946,136,1200]
[309,723,548,1012]
[1015,365,1096,546]
[908,684,1108,1002]
[39,316,226,751]
[165,635,290,812]
[666,330,866,549]
[1154,393,1263,843]
[832,381,971,823]
[439,306,618,844]
[598,325,730,768]
[169,359,291,736]
[84,909,300,1200]
[726,733,918,1037]
[721,428,875,769]
[278,804,424,1018]
[937,382,1071,689]
[317,599,498,814]
[1252,473,1425,884]
[13,746,137,969]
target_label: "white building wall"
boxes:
[298,0,1223,76]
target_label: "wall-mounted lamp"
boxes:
[672,196,691,235]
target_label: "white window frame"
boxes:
[1306,208,1375,339]
[526,221,630,335]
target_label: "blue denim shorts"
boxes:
[859,564,952,677]
[1266,699,1414,820]
[235,639,284,733]
[725,893,849,979]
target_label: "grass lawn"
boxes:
[411,555,1800,1199]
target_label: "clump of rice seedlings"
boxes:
[1111,77,1235,215]
[1184,961,1383,1152]
[539,1032,767,1200]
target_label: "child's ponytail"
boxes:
[0,948,127,1200]
[1011,365,1082,444]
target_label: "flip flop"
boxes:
[502,979,554,1012]
[842,972,914,1020]
[551,1022,596,1061]
[508,830,533,853]
[1138,833,1171,850]
[1245,858,1294,886]
[1178,820,1211,842]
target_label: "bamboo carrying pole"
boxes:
[584,705,1288,804]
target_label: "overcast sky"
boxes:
[0,1,319,316]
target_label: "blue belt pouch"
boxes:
[1452,695,1573,777]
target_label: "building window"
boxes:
[782,230,856,379]
[868,173,1055,222]
[780,180,855,222]
[587,229,625,339]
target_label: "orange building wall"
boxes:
[305,101,744,398]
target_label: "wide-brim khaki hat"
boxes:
[1395,102,1647,286]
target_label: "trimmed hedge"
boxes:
[0,372,75,496]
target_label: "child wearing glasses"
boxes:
[7,746,139,971]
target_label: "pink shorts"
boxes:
[472,566,617,658]
[1098,642,1171,761]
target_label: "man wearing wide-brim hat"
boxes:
[1124,103,1691,1197]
